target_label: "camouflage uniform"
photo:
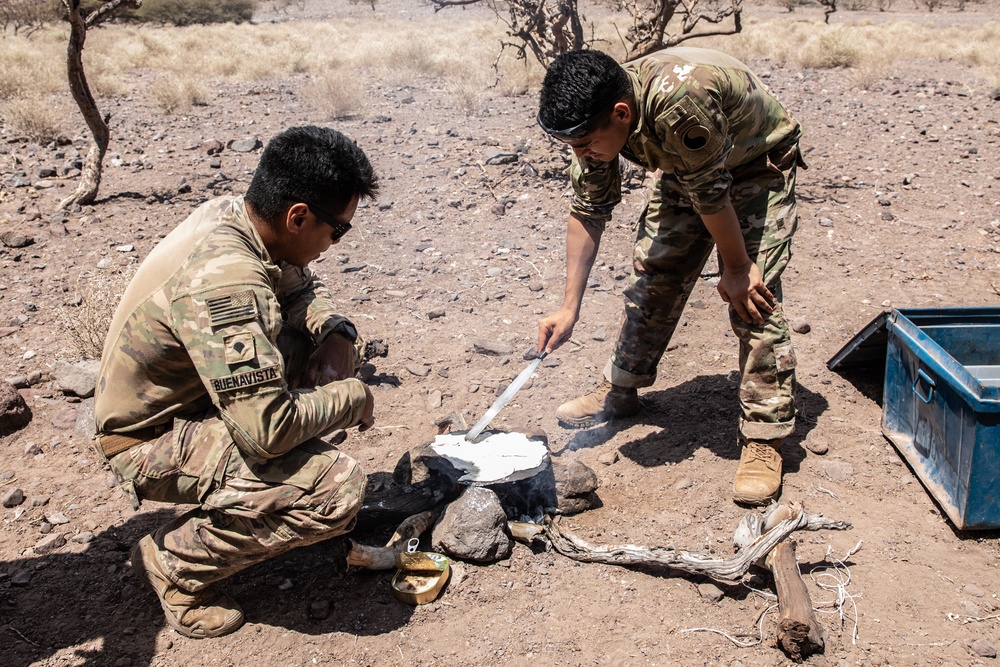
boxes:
[94,196,368,591]
[569,47,803,441]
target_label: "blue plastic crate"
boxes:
[882,307,1000,530]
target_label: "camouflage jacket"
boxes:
[570,46,802,229]
[94,196,369,460]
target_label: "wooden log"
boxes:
[767,539,827,661]
[347,510,439,570]
[355,474,458,525]
[759,504,827,661]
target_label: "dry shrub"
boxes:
[149,73,206,114]
[303,73,363,120]
[1,97,63,142]
[798,29,864,68]
[59,265,136,360]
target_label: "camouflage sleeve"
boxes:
[568,153,621,232]
[276,263,358,343]
[172,283,368,459]
[654,92,734,215]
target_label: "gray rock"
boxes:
[432,486,512,562]
[527,281,544,292]
[967,639,997,659]
[805,438,829,455]
[791,317,811,334]
[698,582,725,602]
[0,381,32,433]
[552,458,599,514]
[50,406,78,431]
[341,264,366,273]
[427,309,446,320]
[963,583,986,598]
[51,359,101,398]
[484,150,518,165]
[34,533,66,554]
[597,450,619,466]
[406,364,431,377]
[592,328,606,342]
[24,441,42,455]
[202,139,224,155]
[384,290,407,298]
[472,338,514,356]
[821,460,854,483]
[47,511,70,525]
[11,571,31,586]
[2,487,25,507]
[427,389,443,410]
[229,137,261,153]
[29,495,49,508]
[0,231,34,248]
[673,477,693,491]
[74,398,96,440]
[71,531,95,544]
[309,599,331,620]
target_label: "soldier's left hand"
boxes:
[304,333,357,387]
[717,261,774,326]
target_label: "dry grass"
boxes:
[1,96,64,142]
[302,72,363,120]
[149,73,206,114]
[0,13,997,114]
[58,264,136,360]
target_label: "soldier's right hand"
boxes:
[358,383,375,432]
[538,307,578,355]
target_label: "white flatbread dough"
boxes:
[430,431,549,484]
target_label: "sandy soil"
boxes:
[2,1,1000,665]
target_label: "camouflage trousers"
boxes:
[606,141,802,441]
[107,330,366,592]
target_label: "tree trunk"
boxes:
[59,0,107,210]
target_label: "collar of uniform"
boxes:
[233,196,283,286]
[624,68,647,153]
[621,67,648,165]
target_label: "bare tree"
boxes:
[59,0,142,211]
[0,0,61,36]
[430,0,742,68]
[617,0,743,61]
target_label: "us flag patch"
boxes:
[206,290,257,326]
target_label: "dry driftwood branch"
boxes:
[346,510,438,570]
[544,507,845,585]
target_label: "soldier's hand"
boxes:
[538,307,578,354]
[304,333,357,387]
[717,261,774,326]
[358,383,375,432]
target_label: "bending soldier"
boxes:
[535,49,804,506]
[94,126,378,638]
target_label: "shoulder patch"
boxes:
[206,290,258,327]
[224,332,257,365]
[211,366,280,393]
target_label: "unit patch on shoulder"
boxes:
[682,125,710,150]
[206,290,257,327]
[211,366,280,393]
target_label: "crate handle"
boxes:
[913,369,936,404]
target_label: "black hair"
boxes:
[245,126,379,223]
[538,50,631,134]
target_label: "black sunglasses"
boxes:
[305,202,352,241]
[536,91,624,139]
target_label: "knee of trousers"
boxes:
[307,454,367,529]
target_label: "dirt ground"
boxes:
[2,1,1000,665]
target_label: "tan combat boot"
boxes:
[732,439,783,505]
[555,379,640,428]
[131,535,244,639]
